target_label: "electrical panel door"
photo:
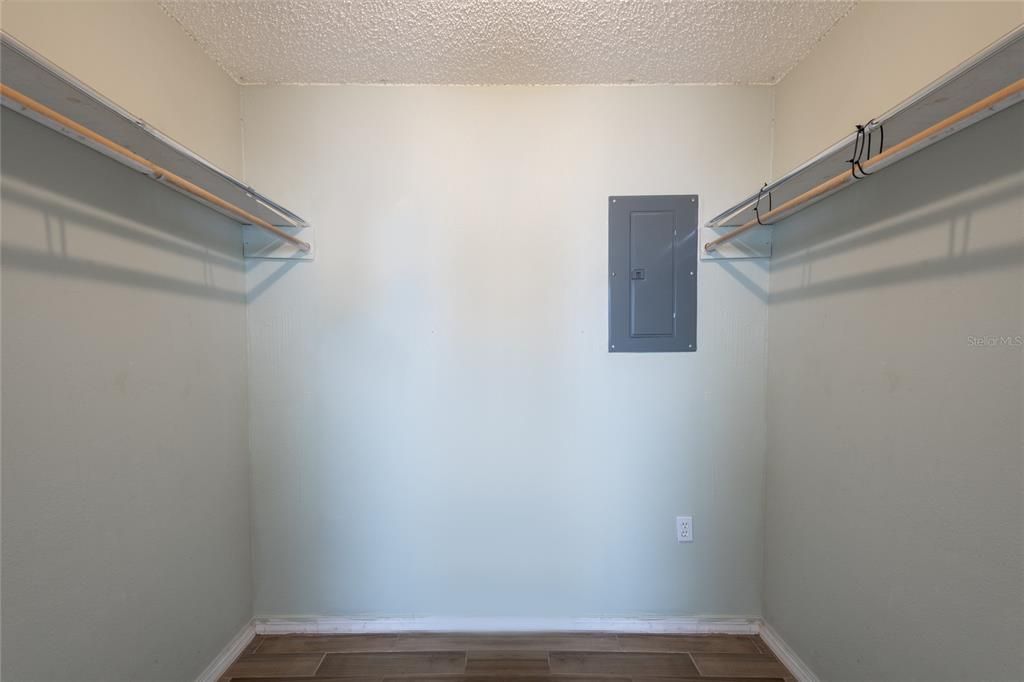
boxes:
[608,195,697,352]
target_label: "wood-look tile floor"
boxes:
[220,633,796,681]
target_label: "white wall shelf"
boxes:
[0,31,313,260]
[701,23,1024,260]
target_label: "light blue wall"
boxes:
[1,111,253,680]
[763,106,1024,679]
[242,85,774,618]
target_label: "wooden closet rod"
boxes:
[704,78,1024,253]
[0,83,312,253]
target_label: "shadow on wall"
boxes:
[713,106,1024,302]
[714,257,769,303]
[769,175,1024,303]
[247,258,300,302]
[1,110,247,303]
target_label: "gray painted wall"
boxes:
[241,85,773,618]
[1,111,252,680]
[763,106,1023,680]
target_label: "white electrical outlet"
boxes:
[676,516,693,543]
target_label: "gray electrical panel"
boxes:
[608,195,697,353]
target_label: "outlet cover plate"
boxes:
[676,516,693,543]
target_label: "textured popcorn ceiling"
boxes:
[160,1,855,85]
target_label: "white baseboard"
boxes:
[758,621,819,682]
[251,615,760,635]
[195,621,256,682]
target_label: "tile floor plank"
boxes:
[549,651,700,677]
[393,634,619,652]
[257,634,398,654]
[692,653,792,678]
[617,634,761,654]
[242,635,266,656]
[634,678,785,682]
[229,678,380,682]
[381,678,629,682]
[317,651,467,677]
[229,678,633,682]
[463,650,551,676]
[222,653,324,678]
[633,678,785,682]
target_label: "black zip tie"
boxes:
[864,118,885,162]
[753,182,772,225]
[849,123,874,179]
[849,125,865,179]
